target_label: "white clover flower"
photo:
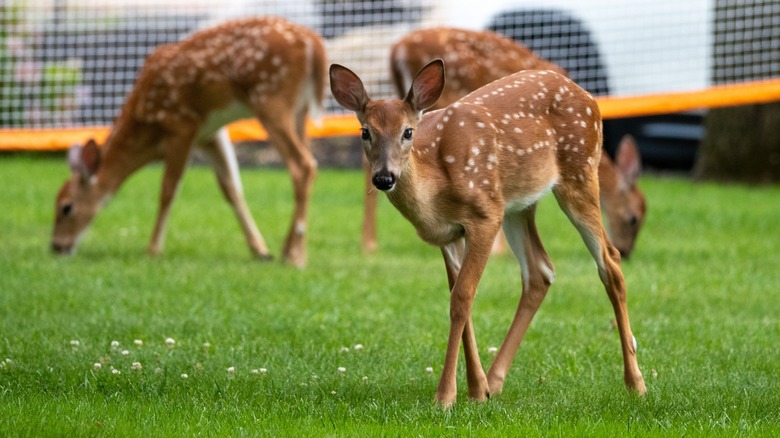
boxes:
[131,362,142,371]
[259,368,268,374]
[337,367,346,374]
[111,368,121,375]
[331,391,336,395]
[4,358,10,363]
[250,369,259,375]
[425,367,434,373]
[339,346,350,353]
[227,366,236,374]
[155,368,162,374]
[181,373,188,379]
[487,347,498,354]
[353,344,364,351]
[121,350,130,356]
[93,363,102,370]
[362,376,368,382]
[110,340,120,349]
[134,339,143,347]
[165,338,176,348]
[202,342,211,349]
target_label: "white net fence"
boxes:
[1,0,778,130]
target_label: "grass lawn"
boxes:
[1,155,779,436]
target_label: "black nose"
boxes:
[617,247,631,260]
[372,173,396,191]
[51,242,73,255]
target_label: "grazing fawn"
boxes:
[52,17,326,266]
[330,59,646,407]
[362,27,646,257]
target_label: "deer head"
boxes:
[600,135,645,258]
[330,60,445,192]
[52,139,104,254]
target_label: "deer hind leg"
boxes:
[197,129,273,260]
[148,129,197,256]
[553,179,647,394]
[441,239,489,402]
[487,205,555,395]
[361,155,378,253]
[255,98,317,268]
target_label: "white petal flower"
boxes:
[339,346,350,353]
[259,368,268,374]
[353,344,364,351]
[111,368,121,375]
[93,363,102,370]
[134,339,143,347]
[165,338,175,348]
[131,362,142,371]
[110,341,119,349]
[121,350,130,356]
[202,342,211,349]
[70,340,80,347]
[425,367,433,373]
[362,376,368,381]
[250,369,259,375]
[487,347,498,354]
[227,366,236,374]
[181,373,188,379]
[337,367,346,374]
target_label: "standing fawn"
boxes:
[52,17,326,266]
[330,59,646,407]
[362,27,646,257]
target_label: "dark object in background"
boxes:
[695,102,780,183]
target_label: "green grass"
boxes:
[1,155,779,436]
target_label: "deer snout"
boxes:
[372,171,397,191]
[51,241,74,255]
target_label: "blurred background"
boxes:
[1,0,778,181]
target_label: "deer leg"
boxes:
[148,130,196,256]
[553,181,647,394]
[442,240,489,402]
[436,226,497,407]
[257,103,317,268]
[487,205,555,395]
[362,155,378,253]
[197,129,273,260]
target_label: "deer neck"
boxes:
[96,119,162,196]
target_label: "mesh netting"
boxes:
[1,0,778,129]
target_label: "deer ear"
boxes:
[405,59,445,112]
[616,135,641,185]
[329,64,369,113]
[69,139,101,181]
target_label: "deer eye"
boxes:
[402,128,413,141]
[628,215,638,226]
[61,203,73,217]
[361,128,370,141]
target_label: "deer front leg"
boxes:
[436,227,496,407]
[149,130,196,256]
[442,240,490,402]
